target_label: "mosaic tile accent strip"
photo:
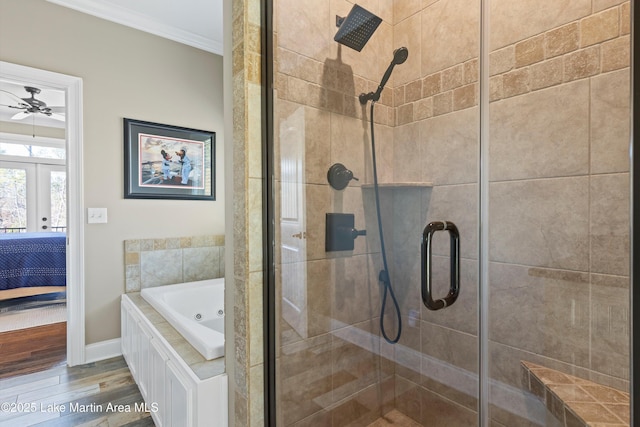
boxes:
[124,235,225,292]
[521,361,630,426]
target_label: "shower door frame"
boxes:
[261,1,639,426]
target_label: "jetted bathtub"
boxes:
[141,278,225,360]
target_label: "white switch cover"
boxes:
[88,208,108,224]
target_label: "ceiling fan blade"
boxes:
[11,111,32,120]
[49,113,66,122]
[48,106,65,113]
[0,89,26,106]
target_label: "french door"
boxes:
[0,160,66,233]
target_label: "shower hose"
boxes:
[369,101,402,344]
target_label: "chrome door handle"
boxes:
[421,221,460,311]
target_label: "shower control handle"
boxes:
[327,163,358,190]
[421,221,460,311]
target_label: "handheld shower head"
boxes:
[392,47,409,65]
[359,47,409,104]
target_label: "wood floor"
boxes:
[0,323,67,379]
[0,356,154,426]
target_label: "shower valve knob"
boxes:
[328,163,358,190]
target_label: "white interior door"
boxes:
[279,106,308,338]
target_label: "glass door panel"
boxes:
[486,1,631,426]
[38,164,66,232]
[0,162,35,232]
[272,0,480,425]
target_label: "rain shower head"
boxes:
[334,4,382,52]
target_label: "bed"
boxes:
[0,232,66,300]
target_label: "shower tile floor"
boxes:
[367,410,422,426]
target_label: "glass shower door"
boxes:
[485,1,631,425]
[272,0,480,425]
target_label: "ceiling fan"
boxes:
[0,86,65,122]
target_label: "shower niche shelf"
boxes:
[361,182,433,190]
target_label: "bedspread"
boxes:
[0,232,66,290]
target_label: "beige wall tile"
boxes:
[393,12,423,85]
[422,73,442,97]
[419,387,478,426]
[489,80,589,180]
[433,91,453,116]
[590,274,629,380]
[330,113,367,186]
[397,103,414,125]
[515,34,544,68]
[602,35,630,72]
[489,75,503,102]
[183,247,221,281]
[415,98,434,120]
[590,69,630,174]
[490,0,590,50]
[140,249,183,288]
[545,22,579,59]
[421,0,479,76]
[277,0,331,62]
[489,46,515,76]
[420,321,478,373]
[594,0,627,12]
[564,46,601,82]
[332,255,381,327]
[581,8,619,47]
[394,0,422,24]
[420,107,479,185]
[394,85,406,107]
[489,177,589,271]
[453,83,477,110]
[442,64,464,91]
[489,263,590,367]
[590,174,630,276]
[502,68,530,98]
[393,123,421,182]
[529,57,563,91]
[621,2,630,35]
[464,59,479,84]
[405,80,423,103]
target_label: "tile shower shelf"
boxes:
[521,361,630,426]
[361,182,433,189]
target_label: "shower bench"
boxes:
[521,361,629,426]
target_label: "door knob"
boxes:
[291,232,306,239]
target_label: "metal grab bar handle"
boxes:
[421,221,460,311]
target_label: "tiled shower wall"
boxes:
[123,235,225,292]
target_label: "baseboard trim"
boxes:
[84,338,122,363]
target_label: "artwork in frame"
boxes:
[124,118,215,200]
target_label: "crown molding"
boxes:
[46,0,223,55]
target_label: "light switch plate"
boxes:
[87,208,108,224]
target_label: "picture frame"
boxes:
[124,118,215,200]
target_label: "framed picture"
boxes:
[124,118,215,200]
